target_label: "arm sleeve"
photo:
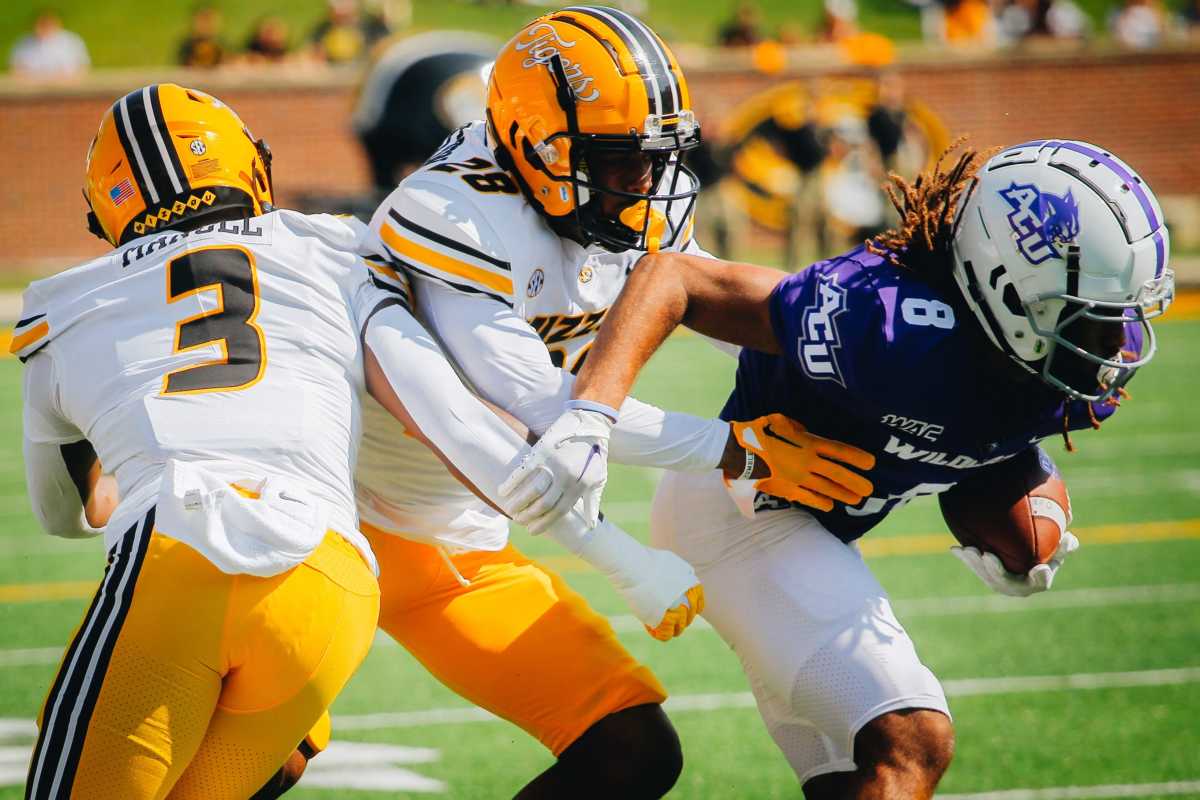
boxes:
[363,301,692,616]
[362,301,529,504]
[417,278,729,472]
[22,351,98,539]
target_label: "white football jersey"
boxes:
[357,121,702,550]
[15,210,410,571]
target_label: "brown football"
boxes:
[938,448,1071,575]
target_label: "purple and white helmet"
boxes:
[951,139,1174,402]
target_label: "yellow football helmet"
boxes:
[486,6,700,252]
[84,83,274,246]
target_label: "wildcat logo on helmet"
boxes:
[999,183,1080,265]
[514,22,600,101]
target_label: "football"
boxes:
[939,448,1071,575]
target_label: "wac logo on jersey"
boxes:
[515,23,600,102]
[999,183,1080,265]
[799,275,848,386]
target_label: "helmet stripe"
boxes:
[565,6,672,116]
[603,6,680,114]
[1152,230,1166,278]
[114,92,159,204]
[145,85,189,197]
[1039,140,1159,232]
[119,86,189,208]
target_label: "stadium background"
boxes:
[0,1,1197,797]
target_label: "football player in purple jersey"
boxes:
[512,140,1174,798]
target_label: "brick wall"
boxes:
[2,48,1197,268]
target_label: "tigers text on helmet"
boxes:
[84,84,275,246]
[485,6,701,253]
[951,139,1173,402]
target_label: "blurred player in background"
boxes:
[16,81,694,799]
[357,7,875,798]
[529,140,1174,798]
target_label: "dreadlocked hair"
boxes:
[866,138,993,286]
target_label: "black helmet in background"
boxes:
[353,32,496,192]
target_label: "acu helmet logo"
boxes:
[999,183,1080,265]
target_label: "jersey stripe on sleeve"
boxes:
[377,211,514,302]
[363,259,413,312]
[10,313,51,362]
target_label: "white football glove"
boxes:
[950,531,1080,597]
[499,406,615,534]
[543,511,705,641]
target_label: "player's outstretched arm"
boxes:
[506,252,876,515]
[572,251,786,410]
[361,302,703,638]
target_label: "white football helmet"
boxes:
[951,139,1174,402]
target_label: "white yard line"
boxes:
[330,666,1200,731]
[936,779,1200,799]
[0,647,62,668]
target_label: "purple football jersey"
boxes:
[720,246,1139,542]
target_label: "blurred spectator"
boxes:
[310,0,391,64]
[1183,0,1200,36]
[244,17,291,63]
[1110,0,1166,48]
[866,72,907,170]
[178,5,225,68]
[1044,0,1091,38]
[718,1,764,47]
[925,0,996,46]
[997,0,1090,42]
[9,9,89,77]
[820,0,859,42]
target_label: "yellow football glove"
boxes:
[645,584,706,642]
[731,414,875,512]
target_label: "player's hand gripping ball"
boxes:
[942,448,1076,596]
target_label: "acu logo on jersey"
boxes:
[999,183,1080,265]
[799,274,848,386]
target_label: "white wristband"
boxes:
[565,398,620,423]
[738,450,756,481]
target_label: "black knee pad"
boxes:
[560,704,682,799]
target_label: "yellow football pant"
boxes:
[364,523,666,756]
[26,508,379,800]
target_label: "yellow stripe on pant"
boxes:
[27,510,379,800]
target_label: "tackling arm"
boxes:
[415,278,747,475]
[572,251,785,410]
[360,299,704,635]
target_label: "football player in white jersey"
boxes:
[359,7,876,797]
[18,83,690,799]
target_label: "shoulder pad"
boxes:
[371,171,554,308]
[275,210,369,253]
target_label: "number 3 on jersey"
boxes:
[162,245,266,395]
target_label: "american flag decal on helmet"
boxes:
[109,178,135,206]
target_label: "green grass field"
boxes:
[1,317,1198,798]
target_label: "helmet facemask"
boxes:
[1028,253,1174,402]
[538,53,701,253]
